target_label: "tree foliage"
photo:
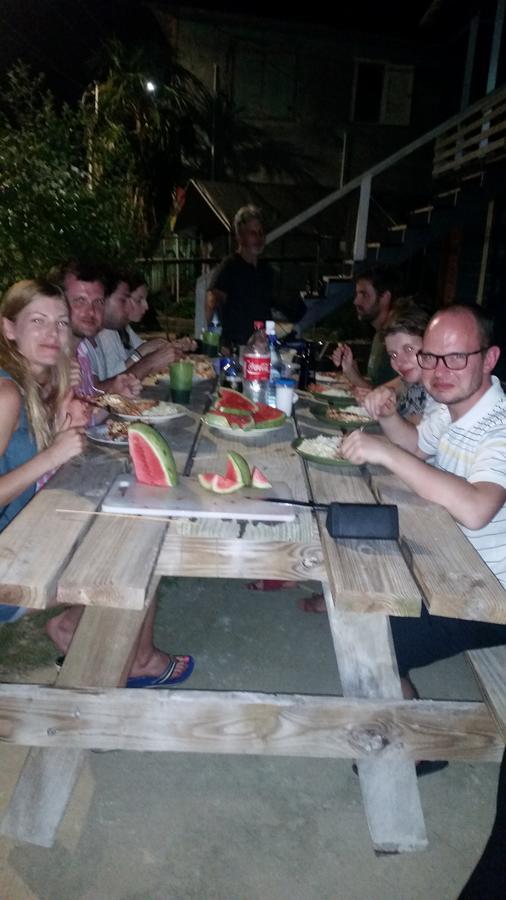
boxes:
[0,65,143,291]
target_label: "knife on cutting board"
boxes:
[260,498,399,539]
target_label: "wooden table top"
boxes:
[0,386,503,623]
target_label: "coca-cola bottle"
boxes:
[243,321,270,403]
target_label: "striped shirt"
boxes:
[417,376,506,588]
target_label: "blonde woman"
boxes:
[0,279,86,624]
[0,279,195,686]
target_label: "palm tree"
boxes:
[85,38,207,247]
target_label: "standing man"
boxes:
[206,205,273,347]
[343,304,506,707]
[332,264,402,387]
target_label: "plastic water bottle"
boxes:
[243,321,270,403]
[221,345,243,393]
[265,320,282,407]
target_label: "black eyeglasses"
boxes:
[416,348,486,370]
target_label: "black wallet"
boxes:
[325,502,399,540]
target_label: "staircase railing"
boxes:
[265,83,506,262]
[433,85,506,176]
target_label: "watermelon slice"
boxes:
[225,451,251,486]
[216,388,257,413]
[128,423,178,487]
[252,403,286,429]
[198,473,242,493]
[206,410,255,430]
[251,466,272,489]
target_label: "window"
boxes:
[352,61,414,125]
[233,43,295,120]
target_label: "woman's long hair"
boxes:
[0,279,71,449]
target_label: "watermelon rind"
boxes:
[198,472,217,491]
[206,410,255,430]
[225,451,251,486]
[128,423,178,487]
[251,466,272,489]
[252,403,286,429]
[217,388,257,412]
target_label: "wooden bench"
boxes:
[467,646,506,741]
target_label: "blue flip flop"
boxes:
[126,655,195,689]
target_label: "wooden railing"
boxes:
[433,84,506,177]
[265,83,506,261]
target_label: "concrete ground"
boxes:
[0,576,500,900]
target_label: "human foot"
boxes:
[298,593,326,613]
[45,606,84,653]
[127,655,194,688]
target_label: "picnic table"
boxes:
[0,383,504,851]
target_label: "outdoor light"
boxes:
[146,80,156,93]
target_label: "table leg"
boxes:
[322,583,428,852]
[0,585,158,847]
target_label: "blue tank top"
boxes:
[0,369,38,533]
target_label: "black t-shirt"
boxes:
[209,253,273,345]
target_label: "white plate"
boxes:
[203,416,287,437]
[116,405,187,423]
[85,424,129,447]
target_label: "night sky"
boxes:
[0,0,476,102]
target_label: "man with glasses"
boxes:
[342,304,506,764]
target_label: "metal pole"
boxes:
[353,175,371,262]
[211,64,219,180]
[487,0,505,93]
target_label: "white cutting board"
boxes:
[101,474,295,522]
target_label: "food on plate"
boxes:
[308,384,352,398]
[206,410,255,431]
[205,389,286,431]
[106,419,130,440]
[252,405,285,428]
[324,406,372,425]
[214,387,257,414]
[297,434,345,459]
[197,452,271,494]
[315,371,350,384]
[142,371,168,387]
[128,423,178,487]
[186,354,215,380]
[251,466,272,489]
[87,393,158,415]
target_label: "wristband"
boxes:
[129,349,142,363]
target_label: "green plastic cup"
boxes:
[201,330,220,358]
[169,361,193,404]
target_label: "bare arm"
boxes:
[341,430,506,530]
[0,380,85,508]
[363,386,421,454]
[331,343,370,389]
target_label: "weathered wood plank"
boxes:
[0,592,155,847]
[369,471,506,623]
[308,466,422,616]
[467,646,506,740]
[323,585,427,852]
[0,452,125,609]
[57,514,167,609]
[0,686,501,759]
[156,536,326,581]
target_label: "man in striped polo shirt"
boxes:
[342,304,506,707]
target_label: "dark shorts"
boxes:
[391,605,506,677]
